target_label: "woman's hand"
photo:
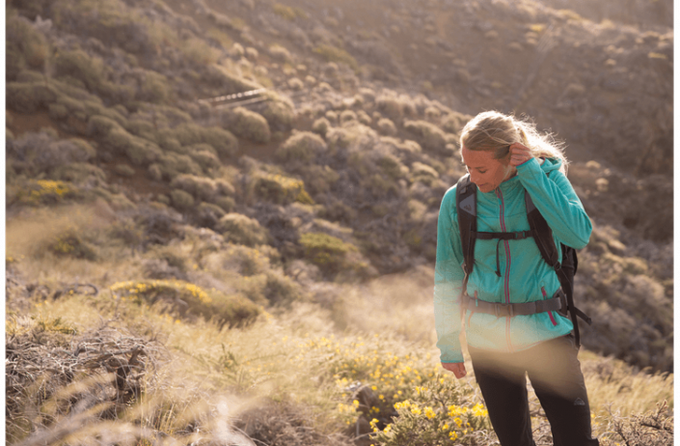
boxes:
[509,143,532,166]
[441,362,467,379]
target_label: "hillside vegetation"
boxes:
[5,0,673,445]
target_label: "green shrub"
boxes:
[6,12,49,80]
[251,173,314,205]
[288,77,304,91]
[190,146,221,171]
[12,179,77,206]
[157,133,184,154]
[441,111,472,135]
[48,103,69,121]
[228,107,271,143]
[195,201,227,228]
[170,174,233,203]
[48,228,98,261]
[261,93,296,131]
[379,154,406,180]
[269,44,292,62]
[51,162,106,184]
[137,70,171,104]
[125,120,157,143]
[169,124,239,158]
[109,280,261,329]
[170,189,195,210]
[377,118,397,136]
[376,94,405,123]
[53,49,107,93]
[404,120,448,154]
[102,128,162,166]
[373,379,492,446]
[152,152,203,181]
[357,110,372,126]
[299,232,362,277]
[215,196,236,213]
[296,165,340,195]
[6,82,57,113]
[312,117,331,137]
[340,110,357,124]
[87,115,122,136]
[276,131,327,163]
[114,164,135,177]
[313,44,359,71]
[217,213,270,246]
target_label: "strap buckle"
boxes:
[494,303,513,318]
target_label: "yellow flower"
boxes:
[424,407,436,419]
[442,423,449,431]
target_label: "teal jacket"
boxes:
[434,157,592,363]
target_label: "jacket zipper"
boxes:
[496,189,513,351]
[542,286,558,326]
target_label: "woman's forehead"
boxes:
[461,147,498,167]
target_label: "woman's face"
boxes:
[461,147,515,193]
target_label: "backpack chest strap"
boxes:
[471,230,534,276]
[472,230,533,240]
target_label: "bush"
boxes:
[441,111,472,135]
[269,44,292,62]
[377,118,397,136]
[169,124,239,158]
[190,147,221,172]
[276,131,327,163]
[373,379,492,446]
[170,174,233,203]
[114,164,135,177]
[227,107,271,143]
[298,232,359,276]
[53,49,107,93]
[8,131,96,176]
[11,179,77,206]
[312,117,331,137]
[47,228,98,261]
[261,93,296,131]
[313,44,359,71]
[102,128,162,166]
[137,70,171,104]
[6,82,57,113]
[195,202,227,228]
[251,173,314,205]
[6,12,49,80]
[340,110,357,124]
[403,120,448,154]
[110,280,261,329]
[376,93,405,123]
[170,189,195,210]
[151,152,203,181]
[217,213,270,246]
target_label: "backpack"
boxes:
[455,174,592,347]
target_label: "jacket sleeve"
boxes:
[433,186,466,363]
[516,158,592,249]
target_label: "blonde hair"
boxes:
[460,111,568,174]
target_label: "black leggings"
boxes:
[469,335,599,446]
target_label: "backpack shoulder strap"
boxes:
[455,174,476,280]
[524,190,591,348]
[524,192,560,269]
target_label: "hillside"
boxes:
[5,0,673,445]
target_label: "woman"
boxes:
[433,111,599,446]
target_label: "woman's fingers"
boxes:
[509,143,532,166]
